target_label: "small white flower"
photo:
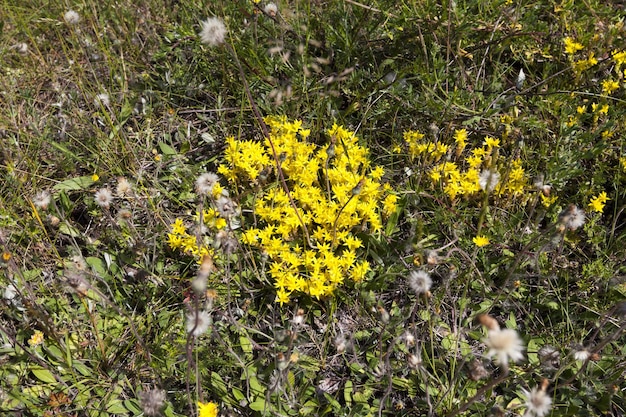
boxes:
[199,17,227,47]
[408,270,432,295]
[64,10,80,25]
[186,310,211,336]
[264,3,278,16]
[479,169,501,192]
[484,328,524,367]
[195,172,219,195]
[94,93,110,107]
[521,386,552,417]
[94,188,114,209]
[33,191,52,210]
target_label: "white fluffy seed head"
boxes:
[199,17,227,47]
[186,310,211,336]
[408,270,432,294]
[64,10,80,25]
[484,328,524,367]
[264,3,278,16]
[195,172,219,195]
[479,169,501,192]
[94,188,113,209]
[33,190,52,210]
[521,385,552,417]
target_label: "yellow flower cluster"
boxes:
[588,192,610,213]
[405,130,528,201]
[28,330,44,347]
[167,211,226,259]
[220,116,396,304]
[563,37,584,55]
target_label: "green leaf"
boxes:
[53,175,95,191]
[211,372,228,396]
[124,399,142,413]
[343,380,353,405]
[107,400,128,414]
[59,222,81,237]
[249,376,265,396]
[158,142,177,156]
[86,256,108,277]
[249,398,266,411]
[73,361,91,377]
[232,387,245,403]
[31,367,56,384]
[240,335,252,355]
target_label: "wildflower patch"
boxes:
[219,116,397,304]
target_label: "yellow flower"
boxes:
[454,128,467,152]
[473,235,490,247]
[540,194,558,208]
[171,218,186,235]
[28,330,44,347]
[612,49,626,67]
[275,288,291,305]
[91,174,99,182]
[198,401,218,417]
[167,233,184,249]
[483,136,500,149]
[602,79,620,95]
[588,192,610,213]
[564,37,584,54]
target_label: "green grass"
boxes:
[1,0,626,416]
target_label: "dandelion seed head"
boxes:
[408,353,421,368]
[521,385,552,417]
[64,10,80,25]
[538,345,560,370]
[199,17,227,47]
[484,328,524,367]
[15,43,28,55]
[402,331,416,347]
[558,204,585,230]
[94,188,114,209]
[334,333,349,353]
[33,190,52,210]
[216,195,237,219]
[408,270,432,295]
[4,284,18,300]
[264,3,278,16]
[479,169,501,192]
[573,348,590,361]
[186,310,211,336]
[116,177,133,197]
[195,172,219,195]
[94,93,110,107]
[468,359,490,381]
[139,388,166,416]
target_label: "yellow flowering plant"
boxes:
[219,116,397,304]
[403,128,530,203]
